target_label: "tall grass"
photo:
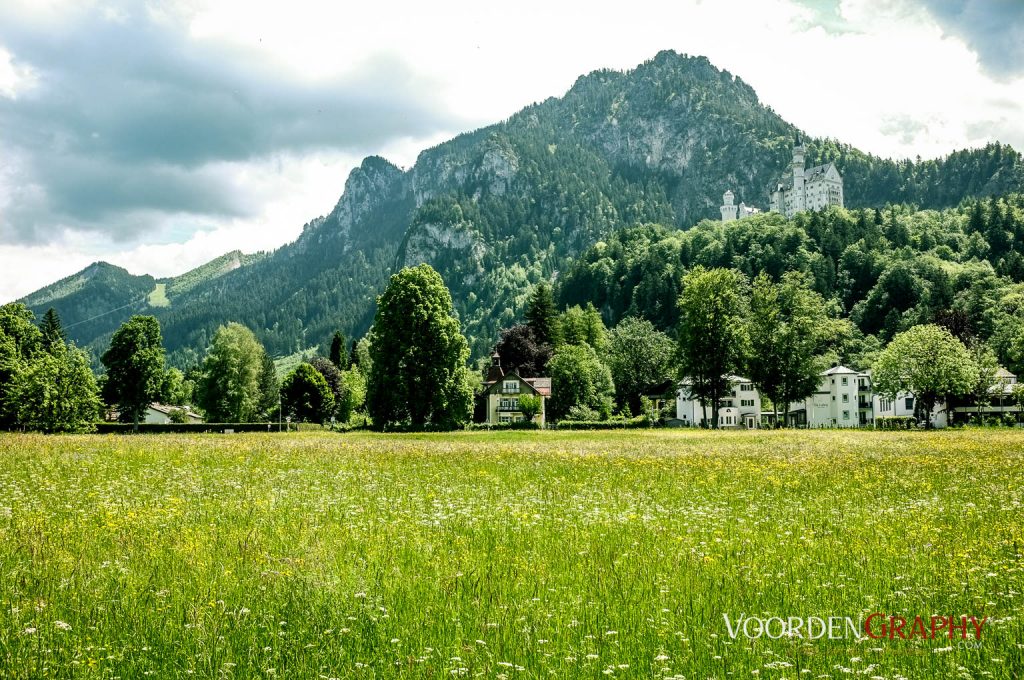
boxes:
[0,430,1020,677]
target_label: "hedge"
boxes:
[874,416,916,430]
[466,421,541,431]
[555,417,650,430]
[94,422,326,434]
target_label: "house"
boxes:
[144,403,204,424]
[873,391,947,428]
[948,367,1021,425]
[676,375,761,428]
[769,134,844,217]
[478,352,551,426]
[788,366,869,428]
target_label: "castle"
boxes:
[719,190,760,223]
[721,135,844,222]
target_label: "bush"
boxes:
[565,405,600,421]
[875,416,915,430]
[556,417,648,430]
[466,421,541,431]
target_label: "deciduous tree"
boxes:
[281,362,334,423]
[14,341,101,433]
[196,323,265,423]
[101,315,165,432]
[547,343,614,421]
[604,317,675,415]
[747,271,844,427]
[676,267,749,428]
[872,324,975,428]
[366,264,473,429]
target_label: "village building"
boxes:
[676,375,761,429]
[948,367,1021,425]
[769,135,844,217]
[478,352,551,426]
[872,391,948,428]
[144,403,204,424]
[787,366,870,428]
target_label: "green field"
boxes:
[0,430,1021,678]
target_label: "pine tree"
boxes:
[329,331,346,369]
[526,283,558,347]
[39,308,66,353]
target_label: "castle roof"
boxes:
[805,162,840,181]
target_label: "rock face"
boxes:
[294,156,410,255]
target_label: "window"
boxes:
[740,384,753,391]
[843,410,850,420]
[842,394,849,403]
[503,380,519,393]
[722,400,733,407]
[905,397,914,411]
[511,398,519,410]
[500,399,510,409]
[841,377,848,386]
[741,399,754,407]
[499,415,511,423]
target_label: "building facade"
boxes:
[478,353,550,426]
[769,136,844,217]
[788,366,868,428]
[676,376,761,428]
[720,190,760,223]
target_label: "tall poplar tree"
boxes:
[366,264,473,429]
[676,267,749,428]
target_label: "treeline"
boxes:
[0,304,373,433]
[558,195,1024,373]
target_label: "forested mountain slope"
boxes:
[16,50,1024,365]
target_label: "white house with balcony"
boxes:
[676,375,761,428]
[788,366,870,428]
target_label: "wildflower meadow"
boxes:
[0,429,1021,678]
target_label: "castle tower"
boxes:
[791,133,806,214]
[720,190,738,223]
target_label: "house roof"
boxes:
[996,367,1016,379]
[148,403,202,419]
[482,369,551,397]
[805,162,839,181]
[822,365,859,375]
[524,377,551,396]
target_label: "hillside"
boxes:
[15,50,1024,366]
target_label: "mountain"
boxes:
[16,50,1024,366]
[21,251,265,362]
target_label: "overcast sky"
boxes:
[2,0,1023,302]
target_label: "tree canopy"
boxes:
[676,267,749,428]
[196,322,266,423]
[366,264,473,429]
[872,324,975,428]
[101,315,166,430]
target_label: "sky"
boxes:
[1,0,1023,302]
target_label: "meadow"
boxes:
[0,430,1021,678]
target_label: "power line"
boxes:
[62,296,150,330]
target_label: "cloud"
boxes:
[0,4,461,244]
[915,0,1024,79]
